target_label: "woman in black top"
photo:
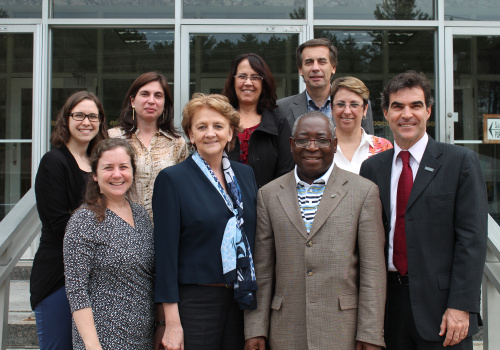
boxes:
[223,53,294,187]
[30,91,107,349]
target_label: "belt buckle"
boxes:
[397,274,409,286]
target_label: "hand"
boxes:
[355,341,381,350]
[162,323,184,350]
[244,337,266,350]
[154,325,166,350]
[439,308,469,347]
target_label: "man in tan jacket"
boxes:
[244,111,386,350]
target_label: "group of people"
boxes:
[29,37,487,350]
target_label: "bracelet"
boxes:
[155,321,165,326]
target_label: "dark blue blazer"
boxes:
[360,136,488,341]
[153,155,258,303]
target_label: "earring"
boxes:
[132,106,135,121]
[362,115,366,120]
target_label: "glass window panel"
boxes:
[52,28,174,128]
[0,32,33,221]
[189,33,299,99]
[183,0,305,19]
[52,0,174,19]
[445,0,500,21]
[0,143,31,220]
[315,0,434,20]
[314,29,435,139]
[452,35,500,223]
[0,0,42,18]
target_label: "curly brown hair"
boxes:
[51,91,108,155]
[83,138,137,222]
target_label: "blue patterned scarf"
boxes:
[192,151,257,310]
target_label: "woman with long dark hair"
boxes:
[223,53,294,187]
[31,91,107,349]
[108,71,188,221]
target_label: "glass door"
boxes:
[178,25,305,124]
[0,26,38,222]
[445,27,500,223]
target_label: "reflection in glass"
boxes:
[445,0,500,21]
[53,0,174,18]
[314,29,435,140]
[189,33,299,99]
[315,0,434,20]
[52,28,175,127]
[452,35,500,223]
[183,0,305,19]
[0,143,31,220]
[0,0,42,18]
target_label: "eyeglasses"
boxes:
[293,138,333,149]
[70,112,100,122]
[234,74,264,82]
[333,102,363,111]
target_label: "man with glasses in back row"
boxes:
[244,111,386,350]
[278,38,374,134]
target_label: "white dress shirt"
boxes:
[334,128,373,174]
[388,133,428,272]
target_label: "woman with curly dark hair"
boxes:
[223,53,294,188]
[108,72,188,221]
[30,90,107,349]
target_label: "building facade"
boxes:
[1,0,500,231]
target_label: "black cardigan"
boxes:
[228,108,294,188]
[30,145,89,310]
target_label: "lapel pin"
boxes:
[331,194,336,198]
[424,166,434,172]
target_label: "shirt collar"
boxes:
[133,128,174,140]
[306,90,331,109]
[294,162,335,187]
[393,132,428,165]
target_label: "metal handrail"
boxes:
[482,215,500,350]
[0,189,41,350]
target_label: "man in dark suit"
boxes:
[277,38,374,134]
[360,71,488,349]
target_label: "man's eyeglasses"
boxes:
[234,74,264,82]
[333,102,363,111]
[70,112,100,122]
[293,138,333,149]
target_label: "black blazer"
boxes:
[153,156,258,303]
[228,108,294,188]
[360,136,488,341]
[30,146,89,309]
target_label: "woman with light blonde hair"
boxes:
[153,94,258,350]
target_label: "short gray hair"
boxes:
[291,111,335,138]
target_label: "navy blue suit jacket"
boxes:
[153,155,258,303]
[360,136,488,341]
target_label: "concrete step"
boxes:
[8,262,38,349]
[8,280,38,348]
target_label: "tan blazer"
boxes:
[245,166,386,350]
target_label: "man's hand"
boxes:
[355,341,381,350]
[244,336,266,350]
[439,308,469,347]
